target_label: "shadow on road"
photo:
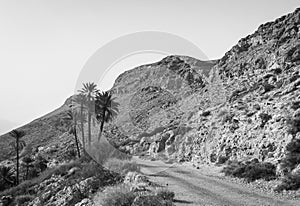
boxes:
[174,199,193,204]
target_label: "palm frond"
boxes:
[9,130,25,139]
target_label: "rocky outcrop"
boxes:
[109,56,215,137]
[103,8,300,171]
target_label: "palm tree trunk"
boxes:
[26,166,29,180]
[80,104,85,151]
[88,111,91,147]
[74,117,81,158]
[98,110,106,142]
[16,138,19,185]
[74,130,81,158]
[88,94,92,147]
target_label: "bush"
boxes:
[281,139,300,171]
[104,158,140,176]
[14,195,35,205]
[259,113,272,128]
[94,184,136,206]
[222,112,234,123]
[155,188,175,201]
[216,155,229,165]
[0,161,82,197]
[222,161,276,182]
[286,116,300,136]
[275,173,300,192]
[131,195,170,206]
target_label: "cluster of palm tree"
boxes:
[1,82,119,189]
[0,130,30,188]
[64,82,119,156]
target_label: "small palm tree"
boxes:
[95,91,119,142]
[21,156,34,180]
[74,94,87,150]
[9,129,26,185]
[78,82,98,147]
[34,155,48,173]
[63,110,81,158]
[0,166,14,186]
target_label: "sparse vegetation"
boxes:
[222,160,276,182]
[0,154,121,200]
[259,112,272,128]
[104,158,140,176]
[155,188,175,202]
[275,138,300,192]
[13,194,35,205]
[286,116,300,136]
[94,184,136,206]
[275,173,300,192]
[280,138,300,172]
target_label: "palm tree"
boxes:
[0,165,14,186]
[95,91,119,142]
[63,110,81,158]
[78,82,98,147]
[34,155,48,173]
[74,94,87,150]
[21,156,34,180]
[9,129,26,185]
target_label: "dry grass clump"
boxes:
[104,158,140,176]
[93,184,136,206]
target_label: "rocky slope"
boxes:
[0,99,73,162]
[104,7,300,176]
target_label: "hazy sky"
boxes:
[0,0,299,133]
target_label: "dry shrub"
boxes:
[275,173,300,192]
[104,158,140,176]
[93,184,136,206]
[14,195,35,205]
[281,138,300,171]
[222,160,276,182]
[155,188,175,201]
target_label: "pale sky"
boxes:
[0,0,299,134]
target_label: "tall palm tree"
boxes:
[74,94,87,150]
[78,82,98,147]
[95,91,119,142]
[0,166,14,186]
[63,110,81,158]
[9,129,26,185]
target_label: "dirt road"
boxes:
[133,157,299,206]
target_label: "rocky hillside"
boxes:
[109,56,215,135]
[103,7,300,176]
[0,98,74,162]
